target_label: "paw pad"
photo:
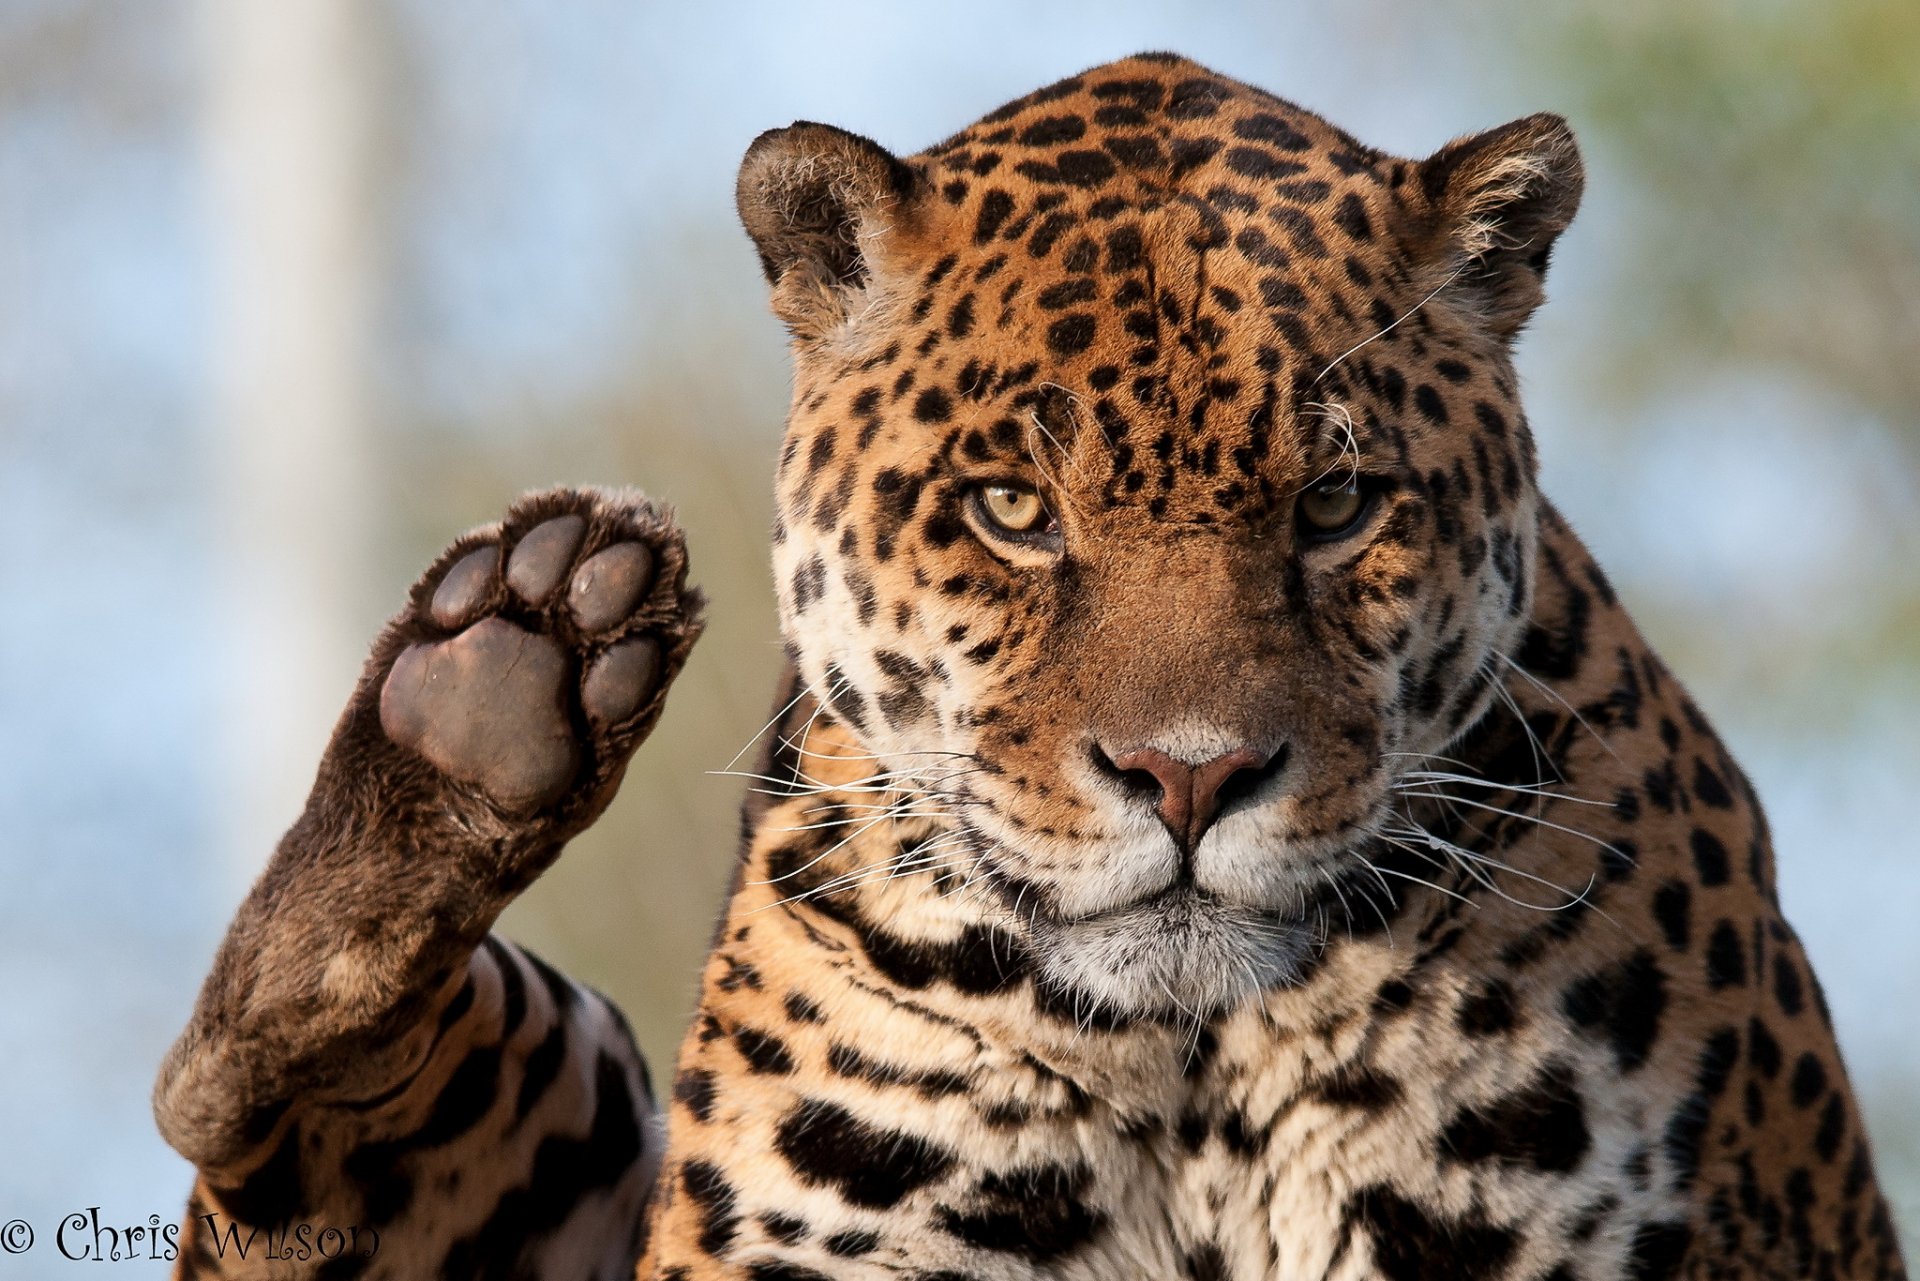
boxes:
[381,619,576,810]
[568,543,655,633]
[583,638,661,727]
[429,546,498,628]
[505,513,584,604]
[375,491,696,815]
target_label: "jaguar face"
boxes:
[740,56,1580,1016]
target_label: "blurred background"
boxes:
[0,0,1913,1267]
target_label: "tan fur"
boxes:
[644,55,1904,1280]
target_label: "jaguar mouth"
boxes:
[964,810,1334,923]
[1068,878,1229,926]
[1016,874,1322,1018]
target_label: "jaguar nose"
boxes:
[1092,742,1287,852]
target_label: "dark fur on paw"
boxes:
[373,486,703,822]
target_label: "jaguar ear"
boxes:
[736,122,921,341]
[1416,113,1584,341]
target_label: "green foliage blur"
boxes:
[1536,0,1920,437]
[1467,0,1920,707]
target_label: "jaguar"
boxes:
[156,53,1907,1280]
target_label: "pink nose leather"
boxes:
[1109,746,1273,851]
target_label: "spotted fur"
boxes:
[159,54,1905,1281]
[647,54,1905,1280]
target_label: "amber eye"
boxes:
[975,483,1052,535]
[1297,479,1368,538]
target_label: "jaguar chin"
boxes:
[1025,881,1320,1021]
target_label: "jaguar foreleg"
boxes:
[155,486,703,1279]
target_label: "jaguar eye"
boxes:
[1297,478,1369,539]
[974,483,1053,535]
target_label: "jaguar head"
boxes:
[737,55,1582,1016]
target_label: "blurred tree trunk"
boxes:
[200,0,383,878]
